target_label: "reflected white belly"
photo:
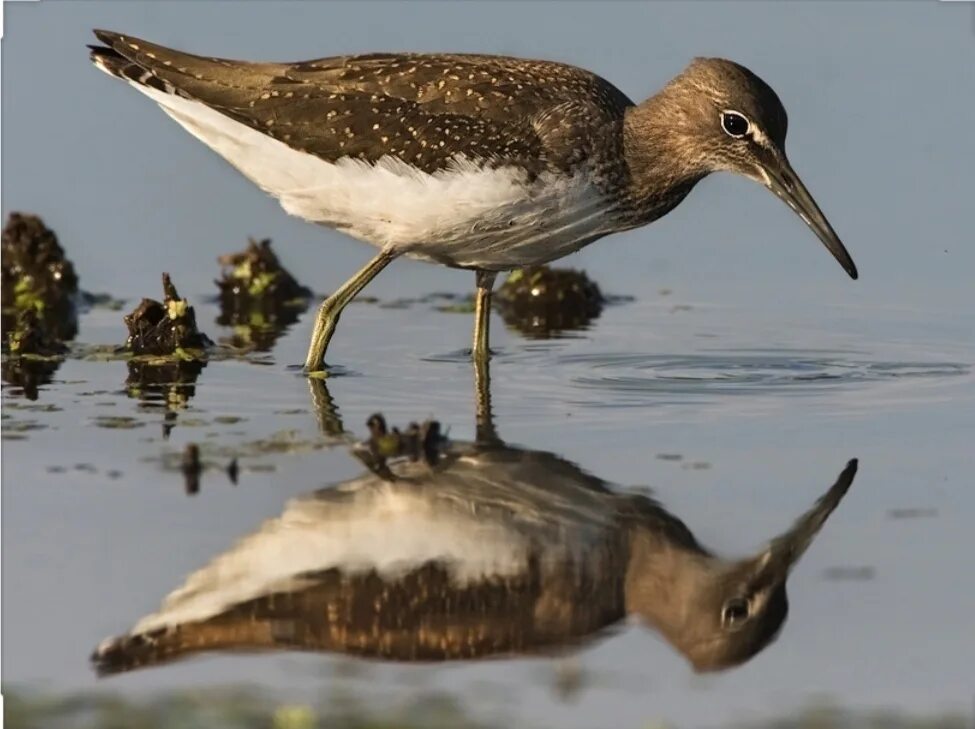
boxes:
[132,84,617,269]
[131,485,535,633]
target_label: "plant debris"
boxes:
[91,415,144,430]
[226,457,239,485]
[495,266,605,339]
[354,413,448,478]
[124,273,212,356]
[182,443,202,495]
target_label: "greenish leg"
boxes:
[473,342,501,446]
[472,270,501,444]
[472,270,497,365]
[307,377,345,437]
[303,249,396,372]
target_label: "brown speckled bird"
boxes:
[89,30,858,372]
[91,424,857,676]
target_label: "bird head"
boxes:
[652,58,858,280]
[666,459,858,671]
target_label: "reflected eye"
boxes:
[722,597,750,628]
[721,111,750,138]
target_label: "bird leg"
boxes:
[472,270,497,364]
[304,249,396,372]
[473,344,502,446]
[307,377,346,438]
[471,271,503,446]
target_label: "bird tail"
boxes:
[88,29,278,102]
[88,40,177,95]
[92,627,188,676]
[91,620,273,676]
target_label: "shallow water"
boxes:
[4,290,974,728]
[4,2,975,727]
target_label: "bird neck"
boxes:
[623,527,716,644]
[620,95,708,219]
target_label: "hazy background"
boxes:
[3,3,974,728]
[3,1,974,310]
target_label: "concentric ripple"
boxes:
[560,349,970,402]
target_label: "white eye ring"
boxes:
[721,597,750,628]
[720,110,750,139]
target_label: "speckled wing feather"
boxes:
[93,556,626,675]
[90,30,634,176]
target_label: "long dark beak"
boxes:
[760,154,859,280]
[751,459,858,587]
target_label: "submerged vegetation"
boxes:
[3,686,968,729]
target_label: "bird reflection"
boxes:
[93,360,857,676]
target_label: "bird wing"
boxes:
[92,555,627,675]
[90,30,634,175]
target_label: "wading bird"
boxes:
[92,372,858,675]
[90,31,857,372]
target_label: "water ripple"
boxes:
[562,350,970,400]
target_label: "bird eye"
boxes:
[720,111,750,138]
[721,597,750,628]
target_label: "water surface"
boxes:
[3,2,975,727]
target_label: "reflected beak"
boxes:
[752,459,859,587]
[760,154,859,280]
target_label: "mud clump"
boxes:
[122,274,209,435]
[215,238,312,351]
[6,309,69,357]
[496,266,605,338]
[1,212,79,303]
[1,212,80,345]
[217,237,312,304]
[2,213,80,398]
[124,273,212,356]
[2,309,66,399]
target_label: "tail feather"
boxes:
[92,618,279,676]
[88,29,280,104]
[92,627,185,676]
[89,43,177,95]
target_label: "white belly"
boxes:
[133,85,616,269]
[128,474,610,634]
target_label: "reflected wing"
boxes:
[93,549,627,675]
[93,447,631,675]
